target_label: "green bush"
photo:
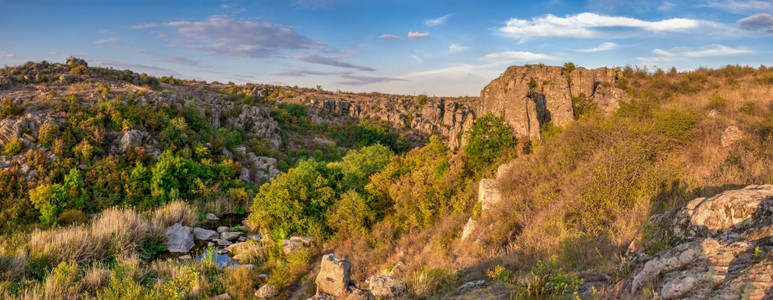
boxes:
[3,139,24,156]
[0,98,24,118]
[57,209,89,225]
[327,190,375,237]
[706,93,728,111]
[655,109,696,143]
[38,123,59,147]
[284,103,307,117]
[463,114,517,170]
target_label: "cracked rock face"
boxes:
[626,185,773,299]
[479,65,628,140]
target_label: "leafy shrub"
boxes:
[463,114,517,170]
[0,98,24,118]
[415,94,429,106]
[327,190,375,237]
[57,209,89,225]
[2,139,24,157]
[706,93,728,111]
[29,183,68,226]
[284,103,307,117]
[37,123,59,147]
[43,261,80,299]
[355,120,407,152]
[326,143,393,192]
[655,109,696,143]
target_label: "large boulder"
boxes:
[113,129,148,154]
[165,223,194,253]
[315,254,352,298]
[255,284,278,298]
[221,231,243,242]
[625,185,773,299]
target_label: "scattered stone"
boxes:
[368,275,407,298]
[193,227,219,241]
[247,234,261,241]
[211,293,231,300]
[255,284,278,299]
[207,241,215,247]
[217,226,229,233]
[178,255,192,260]
[206,213,220,221]
[721,125,743,147]
[237,236,247,242]
[457,280,486,293]
[257,274,269,280]
[290,235,314,246]
[214,239,233,246]
[164,223,194,253]
[282,239,303,255]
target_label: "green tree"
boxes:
[326,144,393,192]
[327,190,375,237]
[248,159,335,238]
[29,183,67,226]
[463,114,517,169]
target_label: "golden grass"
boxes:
[152,200,198,228]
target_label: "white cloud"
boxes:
[499,12,702,41]
[484,51,552,61]
[296,54,375,71]
[408,31,430,38]
[449,43,468,53]
[682,44,752,57]
[0,51,19,59]
[425,14,451,26]
[378,33,400,39]
[94,37,117,45]
[576,42,618,52]
[411,55,423,63]
[400,64,478,78]
[700,1,773,14]
[652,48,674,56]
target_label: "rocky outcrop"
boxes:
[625,185,773,299]
[461,179,504,242]
[479,65,629,139]
[165,223,194,253]
[310,254,374,300]
[721,126,743,147]
[239,152,280,185]
[255,284,278,298]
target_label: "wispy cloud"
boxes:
[700,0,773,14]
[94,37,117,45]
[411,55,423,63]
[296,54,375,71]
[484,51,552,61]
[131,23,158,29]
[638,44,753,63]
[739,13,773,33]
[164,56,199,66]
[277,68,403,85]
[499,12,704,42]
[378,33,400,39]
[408,31,430,38]
[449,43,468,53]
[425,14,451,26]
[658,1,676,11]
[0,51,19,59]
[576,42,618,52]
[137,15,323,58]
[682,44,753,57]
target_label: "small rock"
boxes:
[214,239,233,246]
[247,234,262,241]
[457,280,486,292]
[221,231,243,242]
[211,293,231,300]
[257,274,269,280]
[368,275,407,298]
[721,126,743,147]
[179,255,192,260]
[217,226,229,233]
[238,236,247,242]
[282,239,303,255]
[206,213,220,221]
[255,284,278,298]
[207,241,215,247]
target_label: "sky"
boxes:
[1,0,772,96]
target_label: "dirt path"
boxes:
[289,263,320,300]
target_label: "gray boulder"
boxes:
[164,223,194,253]
[193,227,219,241]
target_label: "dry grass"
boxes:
[152,200,198,228]
[224,267,258,299]
[29,207,156,263]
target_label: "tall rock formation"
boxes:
[479,64,629,139]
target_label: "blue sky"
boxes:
[1,0,772,96]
